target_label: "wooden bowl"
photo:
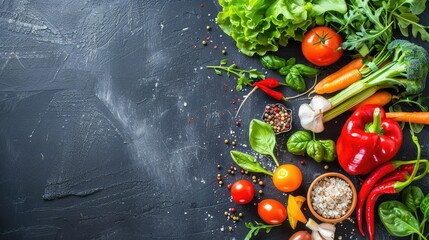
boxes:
[307,172,357,223]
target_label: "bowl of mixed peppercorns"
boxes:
[262,103,292,134]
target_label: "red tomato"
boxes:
[230,179,254,204]
[273,164,302,192]
[302,26,343,66]
[289,231,312,240]
[257,199,287,224]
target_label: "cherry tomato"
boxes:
[289,231,312,240]
[230,179,254,204]
[273,164,302,192]
[301,26,343,66]
[257,199,287,224]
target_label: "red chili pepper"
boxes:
[257,84,285,101]
[376,170,409,186]
[356,160,423,236]
[364,134,429,240]
[366,181,398,240]
[251,78,280,88]
[337,104,403,175]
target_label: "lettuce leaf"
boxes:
[216,0,347,56]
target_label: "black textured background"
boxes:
[0,1,428,239]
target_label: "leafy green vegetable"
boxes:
[306,140,325,162]
[286,130,336,162]
[319,140,336,162]
[261,55,318,93]
[326,0,429,56]
[402,186,424,213]
[230,150,273,176]
[206,59,264,91]
[216,0,347,56]
[249,119,279,166]
[244,221,281,240]
[260,55,287,70]
[420,194,429,232]
[286,130,312,155]
[378,200,425,238]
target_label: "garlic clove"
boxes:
[318,223,336,240]
[311,231,324,240]
[309,95,332,112]
[298,104,325,133]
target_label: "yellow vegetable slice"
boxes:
[287,195,307,227]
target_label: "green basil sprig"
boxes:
[286,130,336,162]
[260,55,318,93]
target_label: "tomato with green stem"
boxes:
[258,199,287,224]
[231,179,254,204]
[302,26,343,66]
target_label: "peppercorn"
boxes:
[258,180,264,186]
[324,165,329,170]
[233,216,239,221]
[230,207,236,213]
[202,40,207,46]
[224,211,229,216]
[259,189,263,195]
[224,139,229,144]
[206,25,211,31]
[219,180,223,185]
[227,183,232,190]
[217,164,221,169]
[238,212,243,217]
[231,141,236,146]
[222,49,227,55]
[300,160,305,165]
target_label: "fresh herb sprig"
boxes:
[207,59,265,91]
[326,0,429,57]
[244,221,281,240]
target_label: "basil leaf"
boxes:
[260,55,286,70]
[249,119,278,166]
[306,140,325,163]
[378,201,420,237]
[420,193,429,221]
[401,186,424,213]
[319,139,336,162]
[286,131,312,155]
[285,68,305,93]
[230,150,273,176]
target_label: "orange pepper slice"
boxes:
[287,195,307,230]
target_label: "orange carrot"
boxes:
[315,69,362,94]
[349,91,393,111]
[386,112,429,125]
[314,57,364,94]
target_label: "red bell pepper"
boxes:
[336,104,403,175]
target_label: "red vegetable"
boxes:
[252,78,280,88]
[364,134,429,240]
[257,84,286,101]
[302,26,343,66]
[356,161,416,236]
[376,170,409,186]
[336,105,403,175]
[230,179,254,205]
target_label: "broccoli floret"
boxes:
[384,39,429,95]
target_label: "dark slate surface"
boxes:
[0,1,428,239]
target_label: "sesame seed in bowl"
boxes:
[307,172,357,223]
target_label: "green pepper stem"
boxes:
[395,131,422,192]
[366,108,383,135]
